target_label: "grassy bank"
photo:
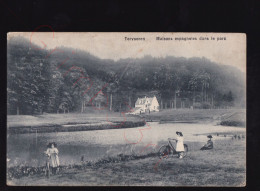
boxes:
[7,109,246,134]
[219,111,246,127]
[7,112,145,134]
[143,109,246,126]
[7,138,246,186]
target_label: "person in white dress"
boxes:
[45,142,60,174]
[176,131,185,158]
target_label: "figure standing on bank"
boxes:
[176,131,185,158]
[45,142,60,175]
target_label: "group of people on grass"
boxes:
[44,132,214,176]
[171,132,213,159]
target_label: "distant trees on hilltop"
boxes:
[7,37,245,115]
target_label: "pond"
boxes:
[7,122,245,167]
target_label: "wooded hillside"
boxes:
[7,36,246,115]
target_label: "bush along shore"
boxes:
[219,120,245,127]
[7,120,146,134]
[7,153,157,180]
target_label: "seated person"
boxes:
[200,135,213,150]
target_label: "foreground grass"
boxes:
[8,138,246,186]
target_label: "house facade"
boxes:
[132,96,160,114]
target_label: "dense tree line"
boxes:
[7,37,245,115]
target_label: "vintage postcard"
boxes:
[7,32,246,186]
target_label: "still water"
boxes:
[7,122,245,167]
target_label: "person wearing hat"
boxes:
[200,135,214,150]
[176,131,185,158]
[45,142,60,175]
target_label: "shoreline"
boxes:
[7,120,146,134]
[7,138,246,186]
[7,109,246,134]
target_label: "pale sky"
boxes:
[8,32,246,72]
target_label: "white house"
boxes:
[131,96,159,114]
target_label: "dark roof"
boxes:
[135,96,155,105]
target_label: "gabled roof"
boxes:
[135,96,155,105]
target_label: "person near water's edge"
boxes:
[200,135,214,150]
[176,131,185,158]
[45,142,60,174]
